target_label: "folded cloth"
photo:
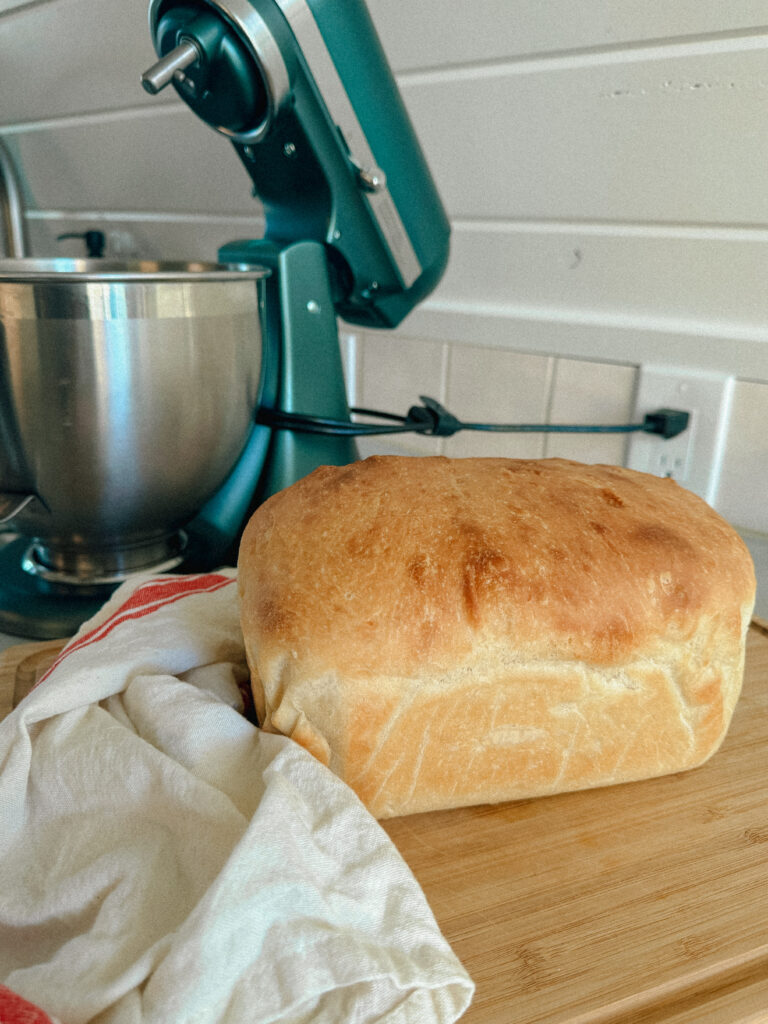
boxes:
[0,571,474,1024]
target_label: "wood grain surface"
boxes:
[2,627,767,1022]
[383,625,768,1023]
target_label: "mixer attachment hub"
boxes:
[144,1,281,142]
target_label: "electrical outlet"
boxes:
[625,367,734,505]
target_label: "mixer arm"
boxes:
[141,0,450,328]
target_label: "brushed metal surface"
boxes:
[0,259,267,581]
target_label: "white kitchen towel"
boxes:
[0,570,474,1024]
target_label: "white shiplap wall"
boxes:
[0,1,767,547]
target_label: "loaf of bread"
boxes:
[237,456,756,818]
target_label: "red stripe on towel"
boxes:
[37,573,235,685]
[0,986,57,1023]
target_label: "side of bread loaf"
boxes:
[238,457,756,818]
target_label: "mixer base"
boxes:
[23,532,187,590]
[0,524,238,640]
[0,538,108,639]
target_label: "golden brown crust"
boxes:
[238,456,756,817]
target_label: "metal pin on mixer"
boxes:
[141,39,201,94]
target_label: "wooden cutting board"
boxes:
[2,623,768,1023]
[383,621,768,1024]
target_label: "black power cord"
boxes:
[257,395,690,441]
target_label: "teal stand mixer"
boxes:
[0,0,449,637]
[141,0,450,563]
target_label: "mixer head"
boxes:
[141,0,450,328]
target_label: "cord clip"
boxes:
[405,396,463,436]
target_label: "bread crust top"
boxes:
[238,456,756,679]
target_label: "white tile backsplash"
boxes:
[443,344,553,459]
[353,340,637,467]
[357,332,448,456]
[544,358,637,465]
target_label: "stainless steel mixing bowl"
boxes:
[0,258,268,585]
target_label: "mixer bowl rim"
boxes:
[0,258,270,283]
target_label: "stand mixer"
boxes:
[0,0,449,638]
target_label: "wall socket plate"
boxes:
[625,366,734,505]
